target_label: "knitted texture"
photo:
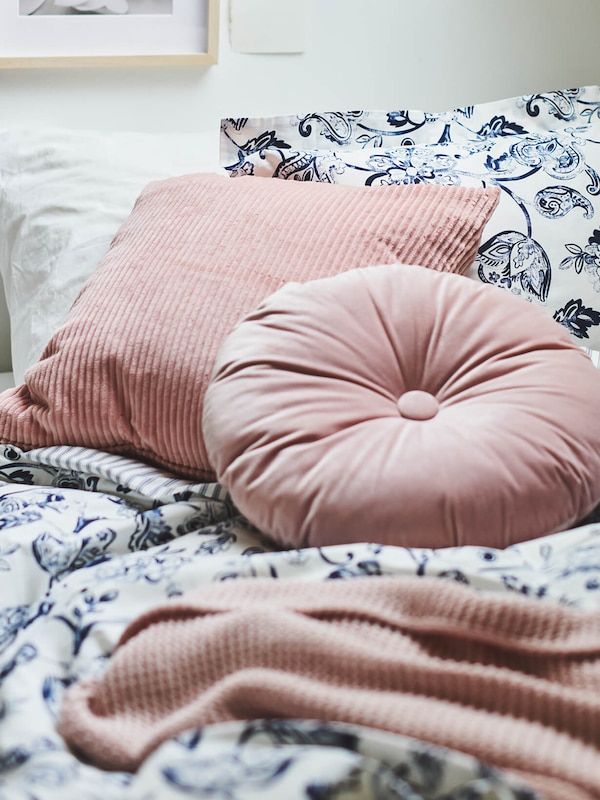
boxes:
[0,175,499,481]
[58,576,600,798]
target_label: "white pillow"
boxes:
[0,128,224,384]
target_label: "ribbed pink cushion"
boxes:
[203,263,600,548]
[0,174,499,481]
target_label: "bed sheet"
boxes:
[1,444,599,799]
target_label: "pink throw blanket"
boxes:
[58,576,600,799]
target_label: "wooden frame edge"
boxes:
[0,0,219,69]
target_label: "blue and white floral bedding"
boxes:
[1,444,599,799]
[221,86,600,352]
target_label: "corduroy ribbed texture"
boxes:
[58,576,600,799]
[0,174,499,480]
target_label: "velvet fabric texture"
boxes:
[0,175,498,481]
[204,263,600,548]
[58,576,600,800]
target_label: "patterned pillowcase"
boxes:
[220,85,600,166]
[225,124,600,350]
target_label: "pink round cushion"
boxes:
[203,263,600,549]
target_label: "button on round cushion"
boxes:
[203,263,600,550]
[397,390,440,420]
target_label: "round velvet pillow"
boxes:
[203,263,600,550]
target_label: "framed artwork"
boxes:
[0,0,219,67]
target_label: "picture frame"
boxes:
[0,0,219,68]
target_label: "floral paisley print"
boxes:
[221,86,600,349]
[0,444,598,796]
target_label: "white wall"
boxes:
[0,0,599,373]
[1,0,599,134]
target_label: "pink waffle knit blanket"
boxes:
[58,576,600,799]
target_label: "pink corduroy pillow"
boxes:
[203,263,600,548]
[0,174,499,481]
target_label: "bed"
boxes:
[1,87,600,800]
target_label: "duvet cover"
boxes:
[1,444,599,800]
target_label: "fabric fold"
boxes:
[59,575,600,799]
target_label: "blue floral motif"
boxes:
[32,528,117,584]
[42,674,78,720]
[476,115,527,138]
[163,751,296,797]
[0,445,596,798]
[0,737,60,772]
[0,543,18,572]
[51,469,98,492]
[404,745,445,793]
[88,546,191,587]
[298,110,364,145]
[561,228,600,287]
[524,88,581,122]
[553,299,600,339]
[437,569,471,586]
[128,507,177,550]
[239,719,361,749]
[176,504,233,535]
[1,445,22,462]
[500,575,549,600]
[476,231,551,301]
[579,100,600,124]
[220,86,600,163]
[509,133,585,179]
[155,719,544,800]
[0,465,34,486]
[220,87,600,349]
[194,528,238,556]
[364,147,467,186]
[0,644,37,685]
[273,150,345,182]
[327,559,382,579]
[0,508,42,528]
[220,123,292,178]
[534,185,594,219]
[53,588,120,656]
[0,602,52,653]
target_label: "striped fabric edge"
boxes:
[22,445,229,506]
[9,346,600,504]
